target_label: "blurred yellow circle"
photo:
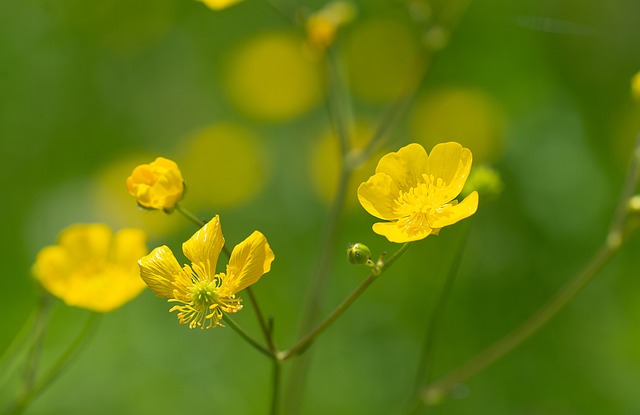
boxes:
[344,18,422,102]
[310,121,382,209]
[409,87,506,163]
[91,155,181,238]
[225,32,322,121]
[179,123,268,209]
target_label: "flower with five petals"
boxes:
[357,142,478,243]
[138,215,275,329]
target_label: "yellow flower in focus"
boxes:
[198,0,242,10]
[358,142,478,243]
[126,157,184,212]
[33,224,148,312]
[138,215,275,329]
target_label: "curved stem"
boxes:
[222,314,273,359]
[8,308,99,415]
[280,243,411,361]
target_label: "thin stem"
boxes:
[222,314,273,359]
[247,287,277,352]
[8,307,98,415]
[280,243,411,361]
[0,308,39,391]
[326,47,352,159]
[270,360,283,415]
[419,134,640,406]
[175,203,207,228]
[413,222,472,394]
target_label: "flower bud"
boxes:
[347,243,371,265]
[126,157,185,213]
[460,165,503,200]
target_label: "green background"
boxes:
[2,0,640,413]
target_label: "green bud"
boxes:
[347,243,371,265]
[460,165,503,200]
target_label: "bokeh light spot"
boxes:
[179,123,268,209]
[344,18,421,102]
[225,32,322,121]
[410,87,506,163]
[310,120,382,209]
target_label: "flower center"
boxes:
[169,264,242,329]
[393,174,453,234]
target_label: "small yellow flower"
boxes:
[126,157,184,212]
[138,215,275,329]
[33,224,148,312]
[358,142,478,243]
[198,0,242,10]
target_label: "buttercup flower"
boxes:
[126,157,184,212]
[358,142,479,243]
[306,1,356,48]
[33,224,148,312]
[139,215,275,329]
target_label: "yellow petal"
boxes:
[357,173,402,220]
[139,246,183,299]
[111,228,148,270]
[225,231,274,295]
[182,215,225,274]
[426,142,472,201]
[372,217,434,243]
[375,143,428,191]
[428,191,479,229]
[58,224,112,265]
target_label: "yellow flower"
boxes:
[126,157,184,212]
[198,0,242,10]
[138,215,275,329]
[358,142,479,243]
[33,224,148,312]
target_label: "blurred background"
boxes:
[2,0,640,413]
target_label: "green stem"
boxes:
[419,133,640,406]
[247,287,277,352]
[0,307,40,391]
[222,314,273,359]
[413,222,472,395]
[175,203,207,228]
[8,309,99,415]
[270,359,283,415]
[280,243,411,361]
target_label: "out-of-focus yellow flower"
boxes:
[306,1,356,48]
[358,142,478,243]
[33,224,148,312]
[139,215,275,329]
[198,0,242,10]
[126,157,184,212]
[632,70,640,102]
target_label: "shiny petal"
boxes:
[357,173,402,220]
[182,215,225,274]
[375,143,429,191]
[225,231,274,295]
[427,142,472,201]
[428,191,479,229]
[139,246,184,298]
[372,217,434,243]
